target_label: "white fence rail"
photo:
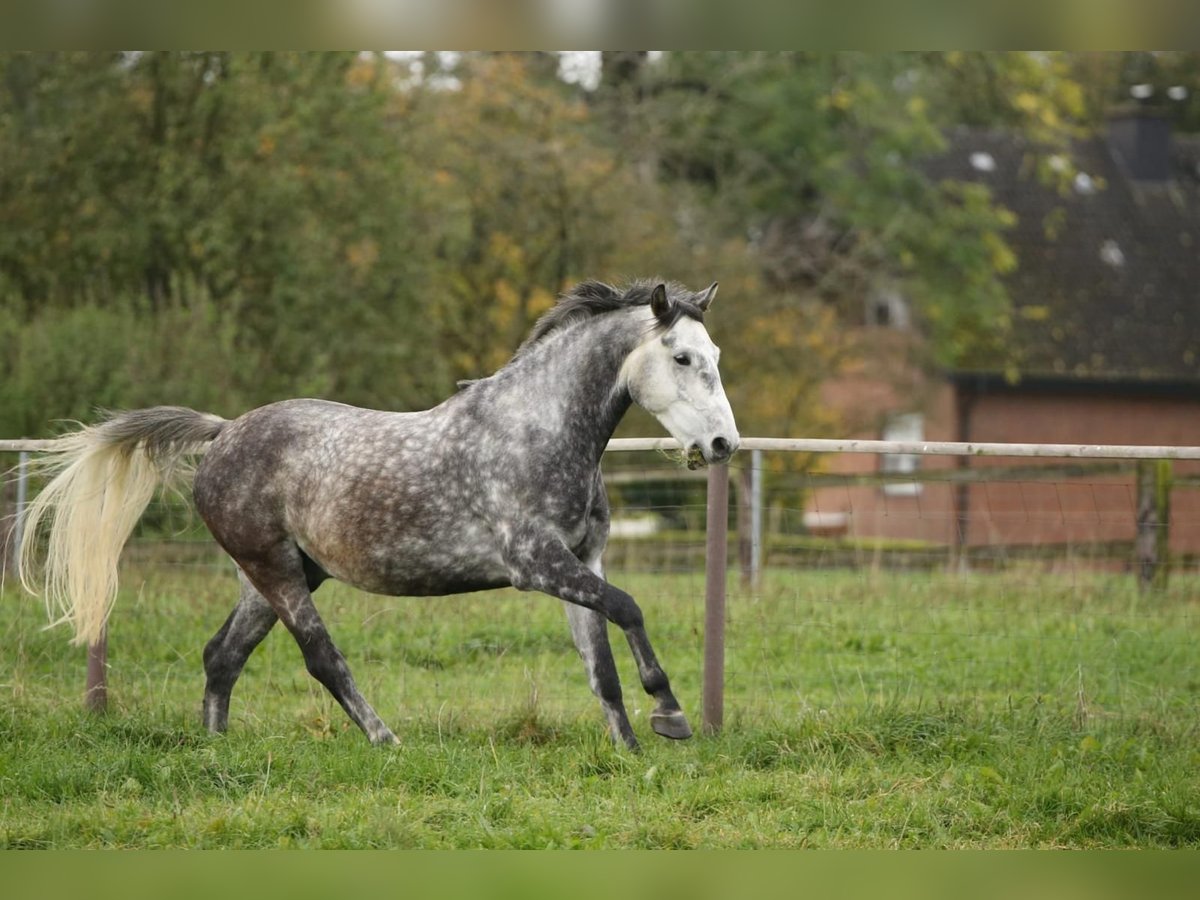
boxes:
[607,436,1200,460]
[8,436,1200,458]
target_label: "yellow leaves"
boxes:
[487,232,525,270]
[1056,79,1086,119]
[906,96,927,117]
[1013,92,1040,115]
[345,57,377,89]
[983,232,1017,274]
[257,132,276,158]
[527,286,555,318]
[828,89,853,111]
[724,299,849,438]
[451,350,478,377]
[1019,305,1050,322]
[494,279,522,319]
[1014,84,1072,131]
[1038,106,1061,129]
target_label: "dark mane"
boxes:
[516,280,706,356]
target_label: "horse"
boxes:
[19,279,739,749]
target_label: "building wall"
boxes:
[806,380,1200,556]
[807,380,960,544]
[958,389,1200,554]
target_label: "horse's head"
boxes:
[621,282,740,465]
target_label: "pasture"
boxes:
[2,564,1199,848]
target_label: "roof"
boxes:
[928,124,1200,386]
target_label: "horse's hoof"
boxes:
[650,709,693,740]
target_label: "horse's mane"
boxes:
[453,280,708,389]
[516,280,705,356]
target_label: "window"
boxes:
[867,288,910,330]
[881,413,923,496]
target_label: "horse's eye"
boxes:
[673,353,691,367]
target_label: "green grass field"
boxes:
[2,562,1199,848]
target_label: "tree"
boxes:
[621,52,1086,376]
[405,53,704,382]
[0,52,447,435]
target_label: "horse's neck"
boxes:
[492,319,636,466]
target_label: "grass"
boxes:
[1,561,1199,848]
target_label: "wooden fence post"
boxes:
[1136,460,1172,591]
[85,625,109,713]
[702,463,729,735]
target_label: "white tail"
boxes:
[18,407,226,646]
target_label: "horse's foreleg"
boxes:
[238,544,399,746]
[202,572,278,733]
[507,533,692,742]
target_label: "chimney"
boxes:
[1107,107,1172,182]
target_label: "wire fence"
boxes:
[3,437,1199,733]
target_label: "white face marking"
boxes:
[619,313,739,463]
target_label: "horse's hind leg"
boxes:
[238,543,398,746]
[564,603,638,750]
[202,571,279,733]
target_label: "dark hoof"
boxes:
[650,709,693,740]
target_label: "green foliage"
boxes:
[406,54,700,381]
[0,52,1112,437]
[0,297,249,436]
[637,52,1085,372]
[0,52,447,433]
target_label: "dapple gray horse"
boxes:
[20,280,739,748]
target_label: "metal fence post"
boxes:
[11,450,29,575]
[702,463,729,735]
[750,448,763,589]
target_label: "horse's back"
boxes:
[193,397,508,595]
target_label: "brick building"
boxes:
[806,111,1200,560]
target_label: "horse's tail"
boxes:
[18,407,228,646]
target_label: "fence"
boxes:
[4,435,1200,733]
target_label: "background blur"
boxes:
[3,51,1199,440]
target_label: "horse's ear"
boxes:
[650,283,672,320]
[696,282,718,311]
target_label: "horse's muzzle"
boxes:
[698,435,738,464]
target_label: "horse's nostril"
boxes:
[711,436,731,459]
